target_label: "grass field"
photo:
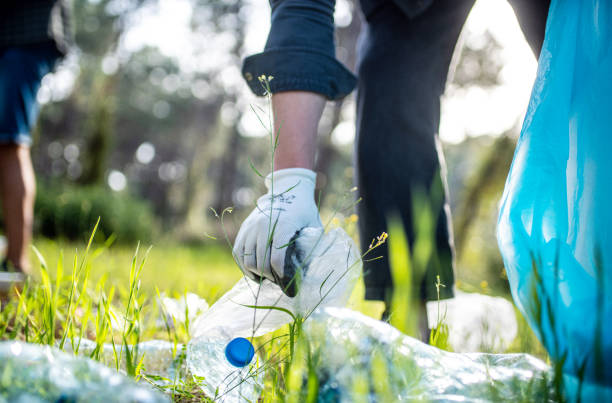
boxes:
[27,231,394,330]
[21,230,549,353]
[0,224,554,401]
[29,236,243,304]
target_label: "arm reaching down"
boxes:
[236,0,357,295]
[233,91,325,295]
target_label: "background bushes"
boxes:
[34,182,157,243]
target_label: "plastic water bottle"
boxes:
[187,329,263,402]
[306,307,556,402]
[225,337,255,367]
[187,227,362,401]
[0,341,168,402]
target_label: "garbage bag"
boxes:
[187,227,360,401]
[426,291,517,353]
[0,341,169,403]
[497,0,612,387]
[304,307,552,402]
[191,227,361,338]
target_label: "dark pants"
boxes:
[242,0,550,302]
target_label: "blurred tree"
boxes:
[452,30,504,89]
[80,74,116,184]
[34,0,262,237]
[73,0,148,184]
[205,0,247,216]
[454,131,516,256]
[443,27,519,292]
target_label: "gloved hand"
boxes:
[233,168,322,296]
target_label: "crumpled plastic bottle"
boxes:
[186,329,263,402]
[426,291,517,352]
[304,307,553,402]
[187,227,361,401]
[0,341,169,403]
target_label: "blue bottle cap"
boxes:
[225,337,255,367]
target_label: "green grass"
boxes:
[28,236,242,304]
[27,234,385,323]
[0,223,554,402]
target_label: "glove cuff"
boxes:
[265,168,317,194]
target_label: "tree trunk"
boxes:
[80,74,116,185]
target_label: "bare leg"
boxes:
[0,144,35,273]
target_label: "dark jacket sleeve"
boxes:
[242,0,357,100]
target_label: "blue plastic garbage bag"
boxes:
[497,0,612,391]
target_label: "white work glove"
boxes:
[233,168,322,296]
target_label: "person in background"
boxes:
[0,0,72,282]
[233,0,550,338]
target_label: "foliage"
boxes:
[34,182,158,243]
[452,30,504,89]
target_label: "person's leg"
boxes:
[507,0,551,57]
[0,44,58,274]
[355,0,474,336]
[0,144,35,272]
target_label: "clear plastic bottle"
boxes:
[0,341,169,402]
[305,307,554,402]
[187,227,362,401]
[187,329,262,402]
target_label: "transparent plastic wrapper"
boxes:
[158,292,209,329]
[187,227,361,401]
[0,341,169,403]
[426,291,517,352]
[305,307,553,402]
[191,227,361,338]
[497,0,612,389]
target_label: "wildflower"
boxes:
[368,231,388,249]
[346,214,358,224]
[258,75,274,83]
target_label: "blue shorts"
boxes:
[0,44,59,146]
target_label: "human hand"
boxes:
[233,168,322,296]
